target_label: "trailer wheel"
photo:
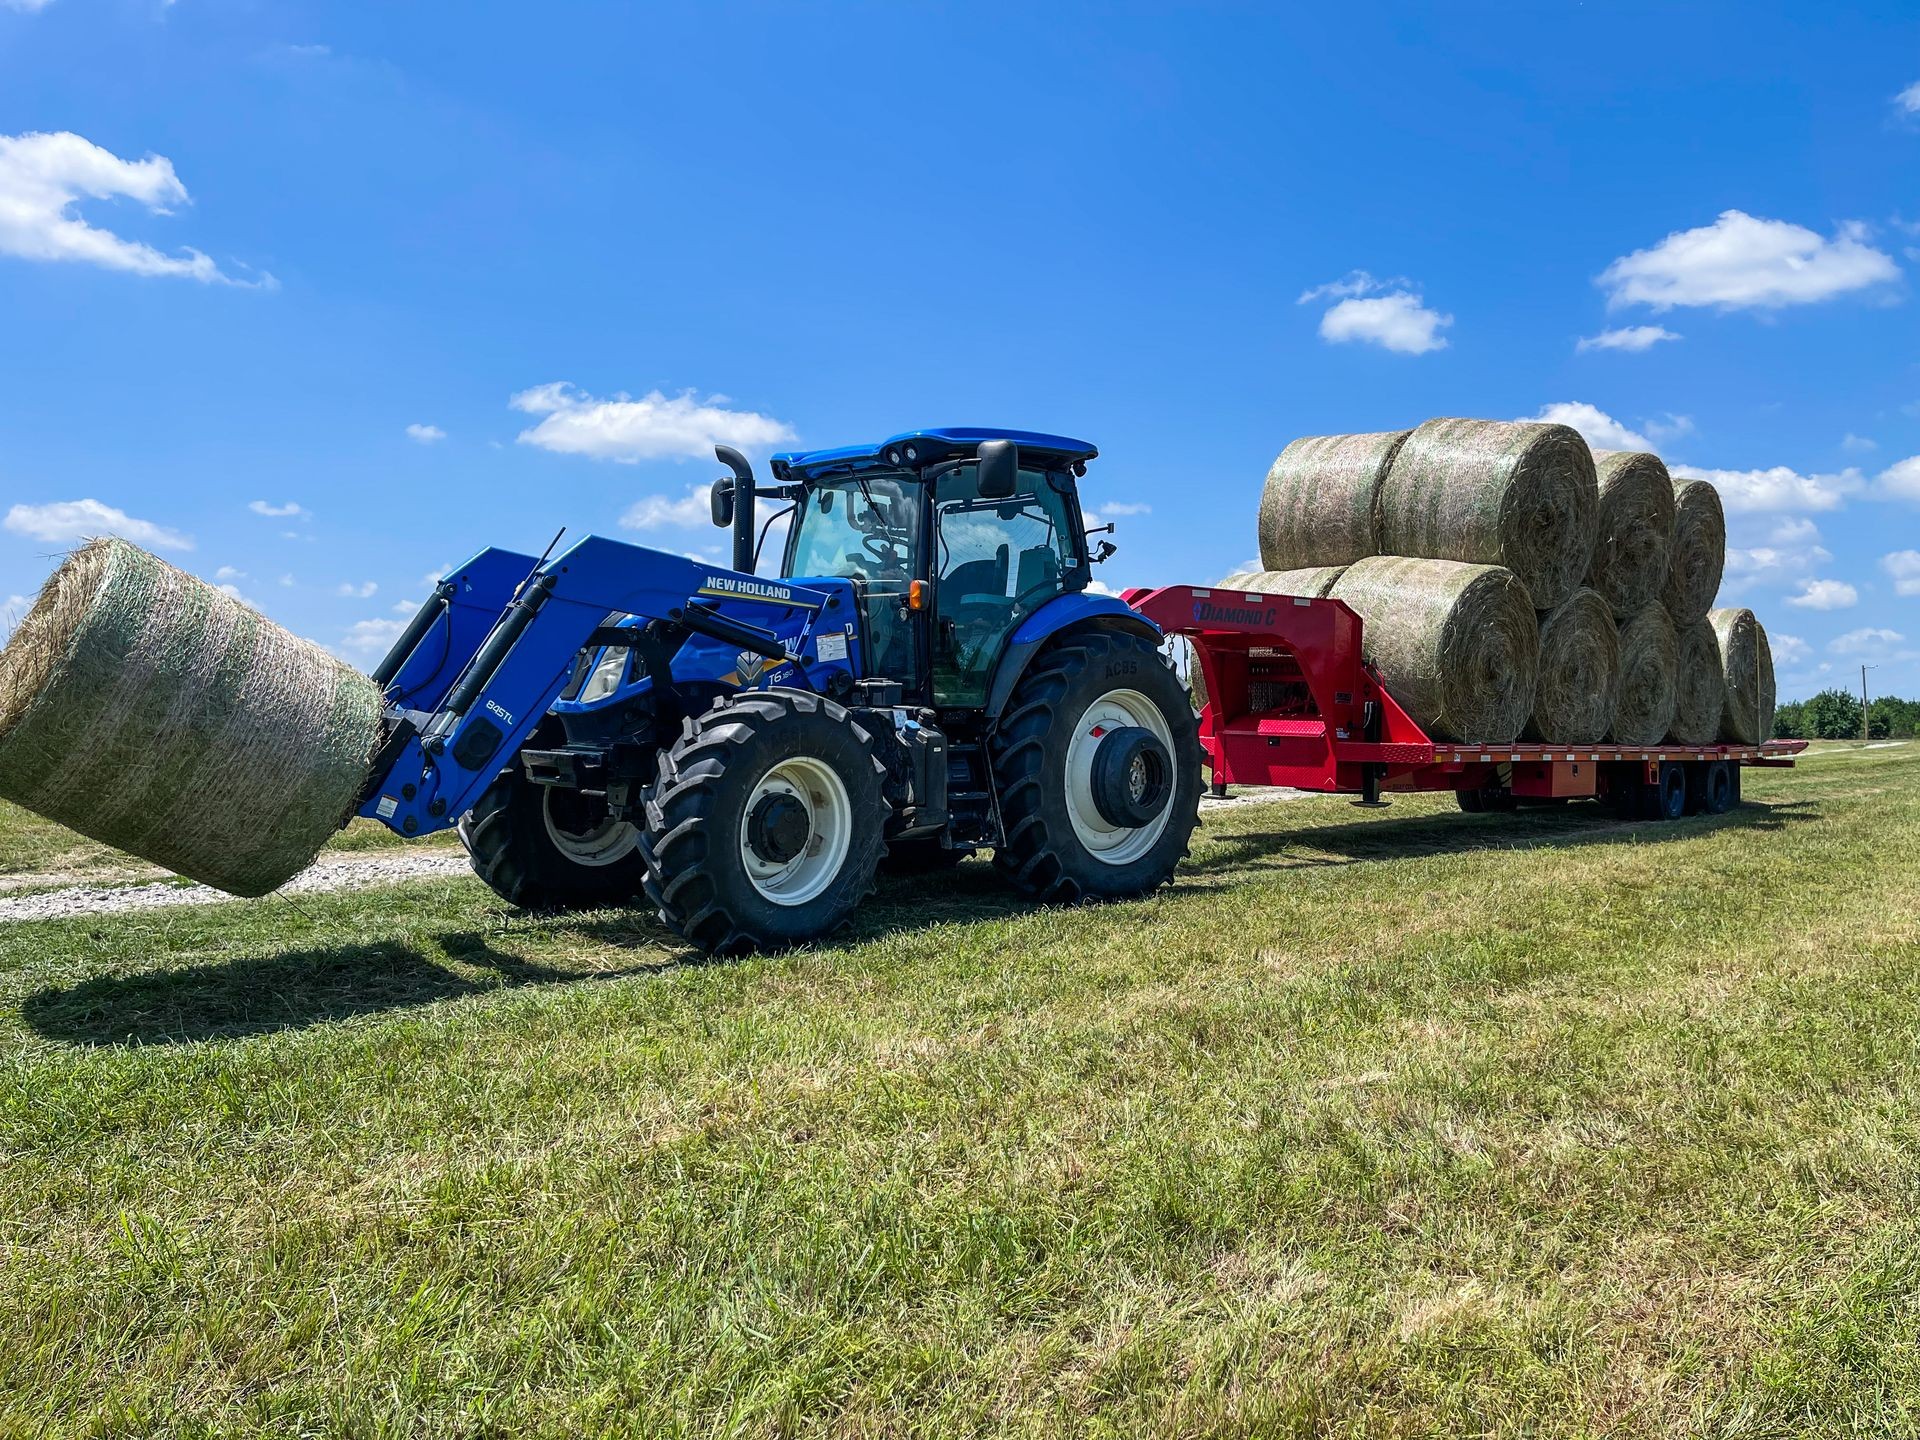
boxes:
[461,767,647,910]
[1456,785,1517,814]
[640,691,887,955]
[1648,761,1688,821]
[991,630,1201,903]
[1701,760,1734,814]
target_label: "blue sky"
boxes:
[2,1,1918,700]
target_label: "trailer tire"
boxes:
[1456,785,1517,814]
[640,691,888,956]
[1701,760,1734,814]
[461,766,647,911]
[991,630,1201,903]
[1648,761,1687,821]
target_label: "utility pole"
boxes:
[1862,664,1876,742]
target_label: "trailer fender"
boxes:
[982,593,1163,721]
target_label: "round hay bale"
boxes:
[1376,417,1599,610]
[1668,616,1726,745]
[1328,556,1539,743]
[1524,588,1618,745]
[1586,451,1676,619]
[0,538,385,896]
[1256,430,1408,571]
[1214,565,1348,599]
[1661,477,1726,625]
[1710,607,1776,745]
[1611,604,1678,745]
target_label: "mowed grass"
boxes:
[2,746,1918,1437]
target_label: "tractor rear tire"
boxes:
[991,630,1201,903]
[460,767,647,911]
[640,690,888,955]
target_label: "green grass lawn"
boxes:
[2,744,1917,1436]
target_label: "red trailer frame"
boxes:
[1124,583,1805,815]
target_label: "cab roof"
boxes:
[771,427,1098,482]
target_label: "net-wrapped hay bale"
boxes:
[1611,604,1678,745]
[1376,417,1599,610]
[1586,451,1676,619]
[1256,430,1409,571]
[1214,565,1348,599]
[1661,477,1726,625]
[1523,588,1618,745]
[1669,616,1726,745]
[0,538,385,896]
[1710,607,1776,745]
[1328,556,1539,743]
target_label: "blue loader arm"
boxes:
[359,536,854,839]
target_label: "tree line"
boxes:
[1775,690,1920,740]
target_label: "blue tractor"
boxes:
[362,428,1201,953]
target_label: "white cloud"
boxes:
[1297,270,1413,304]
[1671,463,1864,514]
[341,617,407,655]
[1,595,31,643]
[619,486,713,531]
[1643,413,1694,444]
[1786,578,1859,611]
[1879,455,1920,502]
[1897,81,1920,116]
[1576,325,1681,353]
[4,498,192,551]
[1883,550,1920,596]
[1831,627,1910,657]
[0,131,267,285]
[1599,210,1899,311]
[405,423,446,444]
[1317,293,1451,354]
[214,565,246,581]
[1100,501,1152,516]
[511,383,795,463]
[215,582,250,604]
[1771,633,1811,665]
[1842,433,1877,454]
[278,573,295,587]
[1525,402,1652,452]
[1,0,56,11]
[249,499,309,519]
[336,580,378,599]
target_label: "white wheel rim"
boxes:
[739,756,852,906]
[541,790,639,867]
[1064,687,1175,867]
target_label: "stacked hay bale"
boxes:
[1250,417,1778,748]
[0,538,385,895]
[1710,607,1776,745]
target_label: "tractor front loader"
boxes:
[362,430,1201,953]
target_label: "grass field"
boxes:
[3,744,1918,1436]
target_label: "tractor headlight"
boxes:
[579,646,630,703]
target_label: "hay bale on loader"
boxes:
[1662,477,1727,626]
[1328,556,1539,743]
[1586,451,1676,619]
[1255,430,1409,571]
[1710,607,1776,745]
[1668,616,1727,745]
[1524,588,1617,745]
[1375,417,1599,610]
[0,538,384,896]
[1612,604,1679,746]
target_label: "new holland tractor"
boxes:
[362,429,1201,953]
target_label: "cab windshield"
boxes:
[784,470,921,682]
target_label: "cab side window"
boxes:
[932,468,1078,706]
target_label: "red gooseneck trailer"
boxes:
[1124,584,1805,819]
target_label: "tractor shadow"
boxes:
[19,926,668,1048]
[1181,796,1819,878]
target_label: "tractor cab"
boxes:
[713,428,1111,709]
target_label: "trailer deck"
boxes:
[1124,583,1805,818]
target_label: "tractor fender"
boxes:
[982,592,1162,720]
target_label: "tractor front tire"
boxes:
[460,767,647,911]
[991,630,1201,903]
[641,691,888,956]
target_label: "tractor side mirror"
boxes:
[710,476,735,528]
[977,439,1018,499]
